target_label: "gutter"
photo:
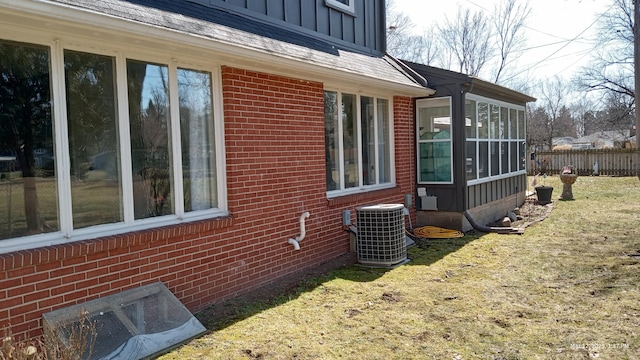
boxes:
[385,54,436,95]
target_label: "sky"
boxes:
[392,0,613,83]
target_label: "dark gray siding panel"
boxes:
[466,174,527,209]
[190,0,385,54]
[285,0,301,25]
[300,2,317,30]
[353,0,365,46]
[315,2,330,35]
[247,0,267,13]
[343,13,355,43]
[266,0,285,19]
[223,0,246,8]
[329,10,343,38]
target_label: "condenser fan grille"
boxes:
[356,204,407,266]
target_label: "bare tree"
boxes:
[576,0,634,102]
[571,96,599,137]
[386,0,530,81]
[491,0,531,84]
[385,0,440,64]
[527,105,551,152]
[538,76,571,149]
[438,6,494,76]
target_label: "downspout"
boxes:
[463,210,521,234]
[460,79,474,213]
[385,54,434,92]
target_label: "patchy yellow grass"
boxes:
[159,176,640,359]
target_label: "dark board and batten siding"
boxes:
[466,174,527,209]
[188,0,385,54]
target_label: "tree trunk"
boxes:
[635,0,640,179]
[17,144,43,233]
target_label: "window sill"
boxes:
[0,214,234,270]
[326,186,401,208]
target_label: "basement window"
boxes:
[42,282,206,360]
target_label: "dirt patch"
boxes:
[510,196,555,228]
[195,253,357,329]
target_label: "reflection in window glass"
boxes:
[519,141,526,171]
[511,142,518,174]
[0,40,58,239]
[361,96,375,185]
[510,109,518,139]
[466,141,477,180]
[127,60,173,219]
[417,98,452,183]
[500,107,508,139]
[479,142,489,178]
[419,107,451,140]
[478,102,488,139]
[501,142,509,174]
[490,104,499,139]
[342,93,358,188]
[178,68,217,211]
[518,110,525,139]
[465,99,476,138]
[65,50,122,229]
[324,91,339,191]
[466,98,526,182]
[324,91,393,192]
[377,99,391,184]
[490,141,500,176]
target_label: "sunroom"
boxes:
[403,61,536,231]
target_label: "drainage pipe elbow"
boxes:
[288,211,310,250]
[288,238,300,250]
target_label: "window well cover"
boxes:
[42,282,206,360]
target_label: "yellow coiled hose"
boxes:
[408,226,464,239]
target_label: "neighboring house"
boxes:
[552,130,634,150]
[401,62,536,231]
[0,0,533,342]
[0,0,432,340]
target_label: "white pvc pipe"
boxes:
[288,211,310,250]
[288,238,300,250]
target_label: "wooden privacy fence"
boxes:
[531,149,640,176]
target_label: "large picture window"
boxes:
[465,95,526,183]
[0,41,58,239]
[324,90,394,195]
[0,38,225,251]
[65,50,122,229]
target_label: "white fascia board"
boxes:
[0,0,432,97]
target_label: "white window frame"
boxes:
[466,94,526,186]
[324,0,355,15]
[0,31,228,254]
[324,89,395,198]
[416,97,454,185]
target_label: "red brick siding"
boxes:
[0,67,416,341]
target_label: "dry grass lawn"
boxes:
[159,176,640,359]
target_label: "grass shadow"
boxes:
[195,232,483,332]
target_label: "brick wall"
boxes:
[0,67,415,341]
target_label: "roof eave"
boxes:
[0,0,432,97]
